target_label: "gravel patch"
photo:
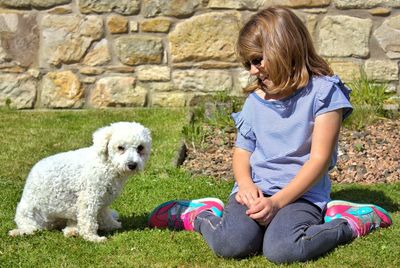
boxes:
[182,119,400,184]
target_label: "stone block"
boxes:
[142,0,201,18]
[328,60,362,82]
[172,69,233,92]
[130,21,138,32]
[374,14,400,59]
[151,92,186,107]
[0,13,39,67]
[0,73,36,109]
[107,15,128,34]
[169,12,241,63]
[115,35,163,65]
[207,0,269,10]
[318,15,372,58]
[78,0,140,15]
[40,14,103,67]
[334,0,400,9]
[364,60,399,82]
[83,39,110,66]
[136,65,170,81]
[89,76,146,108]
[369,7,391,16]
[106,66,135,73]
[140,17,171,33]
[40,71,83,108]
[0,0,71,9]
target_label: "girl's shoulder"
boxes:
[311,75,350,97]
[312,75,343,88]
[312,75,353,119]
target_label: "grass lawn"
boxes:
[0,108,399,267]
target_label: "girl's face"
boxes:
[248,58,273,89]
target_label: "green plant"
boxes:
[343,105,381,131]
[213,90,232,103]
[344,70,393,130]
[348,69,389,110]
[353,143,364,152]
[181,121,209,148]
[5,98,12,109]
[182,91,244,148]
[207,90,244,127]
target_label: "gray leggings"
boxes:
[194,194,354,264]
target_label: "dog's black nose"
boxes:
[128,162,137,170]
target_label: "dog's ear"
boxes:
[142,127,152,145]
[92,125,113,161]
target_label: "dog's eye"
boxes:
[137,145,144,153]
[117,146,125,152]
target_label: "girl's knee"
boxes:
[263,245,290,264]
[210,232,262,258]
[263,241,307,264]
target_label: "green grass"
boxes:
[0,109,399,267]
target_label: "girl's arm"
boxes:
[247,109,343,224]
[233,147,261,207]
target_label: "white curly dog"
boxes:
[9,122,151,242]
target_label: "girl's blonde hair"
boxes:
[237,7,333,94]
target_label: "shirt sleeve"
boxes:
[231,111,256,153]
[314,76,353,121]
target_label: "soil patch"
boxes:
[182,119,400,184]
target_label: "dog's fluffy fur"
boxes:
[9,122,151,242]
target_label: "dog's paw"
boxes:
[63,226,79,237]
[84,235,107,243]
[9,228,35,237]
[8,229,22,237]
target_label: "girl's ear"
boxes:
[92,125,113,161]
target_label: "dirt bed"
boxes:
[182,119,400,184]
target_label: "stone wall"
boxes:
[0,0,399,109]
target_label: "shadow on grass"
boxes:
[331,188,399,213]
[98,213,149,237]
[120,213,149,231]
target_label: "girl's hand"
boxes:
[235,182,261,208]
[246,189,279,225]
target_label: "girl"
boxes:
[148,7,392,263]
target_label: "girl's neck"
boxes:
[256,88,293,101]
